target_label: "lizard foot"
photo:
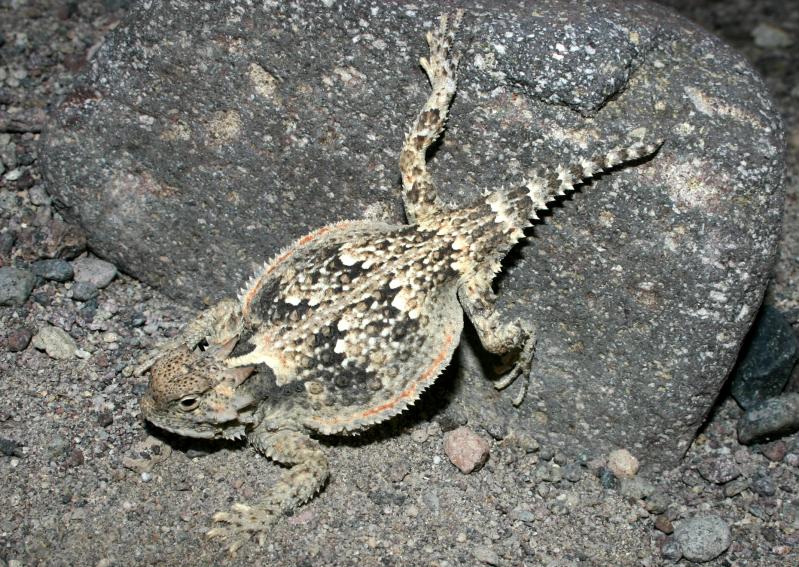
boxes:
[207,502,280,556]
[493,336,536,407]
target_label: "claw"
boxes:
[206,527,228,539]
[493,337,536,407]
[207,500,281,554]
[228,538,246,556]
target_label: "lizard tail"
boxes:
[485,140,663,237]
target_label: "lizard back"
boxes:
[231,219,464,433]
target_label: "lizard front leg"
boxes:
[458,280,537,407]
[134,298,243,375]
[207,426,329,555]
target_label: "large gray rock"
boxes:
[41,0,784,469]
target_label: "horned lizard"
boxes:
[136,11,660,552]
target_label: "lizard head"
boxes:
[139,340,260,440]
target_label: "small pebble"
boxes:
[75,348,91,359]
[28,185,51,206]
[130,313,146,327]
[0,231,15,256]
[538,447,555,462]
[510,508,535,523]
[31,258,73,282]
[620,476,655,499]
[510,431,539,453]
[31,324,77,359]
[0,191,17,211]
[738,393,799,444]
[4,168,22,181]
[0,437,24,457]
[761,440,786,462]
[752,22,794,48]
[436,410,467,432]
[388,461,410,483]
[31,290,51,306]
[12,170,34,190]
[538,462,563,483]
[655,514,674,534]
[411,427,429,444]
[122,436,172,473]
[607,449,639,479]
[696,457,741,484]
[443,426,490,474]
[673,515,732,562]
[65,448,84,468]
[661,538,683,563]
[484,421,507,441]
[185,447,212,459]
[6,327,33,352]
[71,281,98,302]
[71,255,118,288]
[0,266,35,306]
[97,412,114,427]
[598,467,619,490]
[644,490,670,514]
[751,474,776,497]
[723,477,750,498]
[47,435,69,459]
[562,462,583,482]
[472,544,500,566]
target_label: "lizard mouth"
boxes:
[142,409,255,441]
[213,405,259,440]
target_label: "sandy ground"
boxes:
[1,1,797,565]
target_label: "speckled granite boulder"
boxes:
[41,0,784,469]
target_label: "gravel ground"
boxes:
[1,1,797,566]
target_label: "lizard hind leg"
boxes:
[207,428,329,555]
[399,10,463,224]
[458,282,537,407]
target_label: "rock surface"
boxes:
[41,0,784,469]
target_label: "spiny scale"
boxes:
[137,10,661,553]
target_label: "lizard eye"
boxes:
[178,396,199,411]
[194,338,209,352]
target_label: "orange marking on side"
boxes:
[297,226,331,246]
[242,221,352,316]
[315,332,455,425]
